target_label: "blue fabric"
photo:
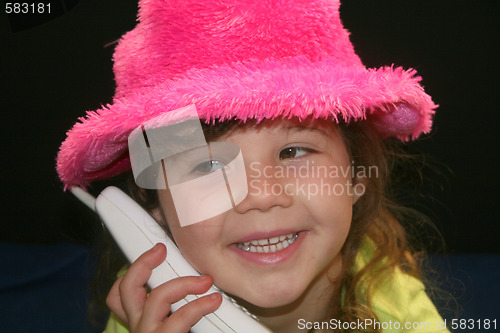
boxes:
[427,254,500,320]
[0,242,102,333]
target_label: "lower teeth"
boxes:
[238,234,298,253]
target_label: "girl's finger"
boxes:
[141,275,214,325]
[106,276,127,323]
[119,243,166,326]
[161,293,223,333]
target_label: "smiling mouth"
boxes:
[237,233,299,253]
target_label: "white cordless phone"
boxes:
[71,186,271,333]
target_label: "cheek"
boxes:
[165,220,226,275]
[313,195,352,236]
[158,190,227,273]
[300,171,354,244]
[296,165,354,221]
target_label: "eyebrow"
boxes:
[283,125,330,138]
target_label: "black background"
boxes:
[1,0,499,253]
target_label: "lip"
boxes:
[230,230,307,265]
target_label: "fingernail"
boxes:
[199,275,208,280]
[210,293,220,300]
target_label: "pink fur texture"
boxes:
[57,0,437,188]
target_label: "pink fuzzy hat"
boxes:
[57,0,437,189]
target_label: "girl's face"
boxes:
[157,119,358,308]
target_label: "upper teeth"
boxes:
[237,233,298,253]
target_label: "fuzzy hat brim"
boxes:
[57,55,436,188]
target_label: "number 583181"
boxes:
[5,2,51,14]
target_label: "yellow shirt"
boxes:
[346,238,450,332]
[104,239,450,332]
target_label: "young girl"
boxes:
[57,0,449,332]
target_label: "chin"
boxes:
[248,295,300,308]
[235,282,309,309]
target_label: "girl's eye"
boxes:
[192,160,226,174]
[279,147,312,160]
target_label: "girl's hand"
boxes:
[106,243,223,333]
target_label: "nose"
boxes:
[233,163,293,214]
